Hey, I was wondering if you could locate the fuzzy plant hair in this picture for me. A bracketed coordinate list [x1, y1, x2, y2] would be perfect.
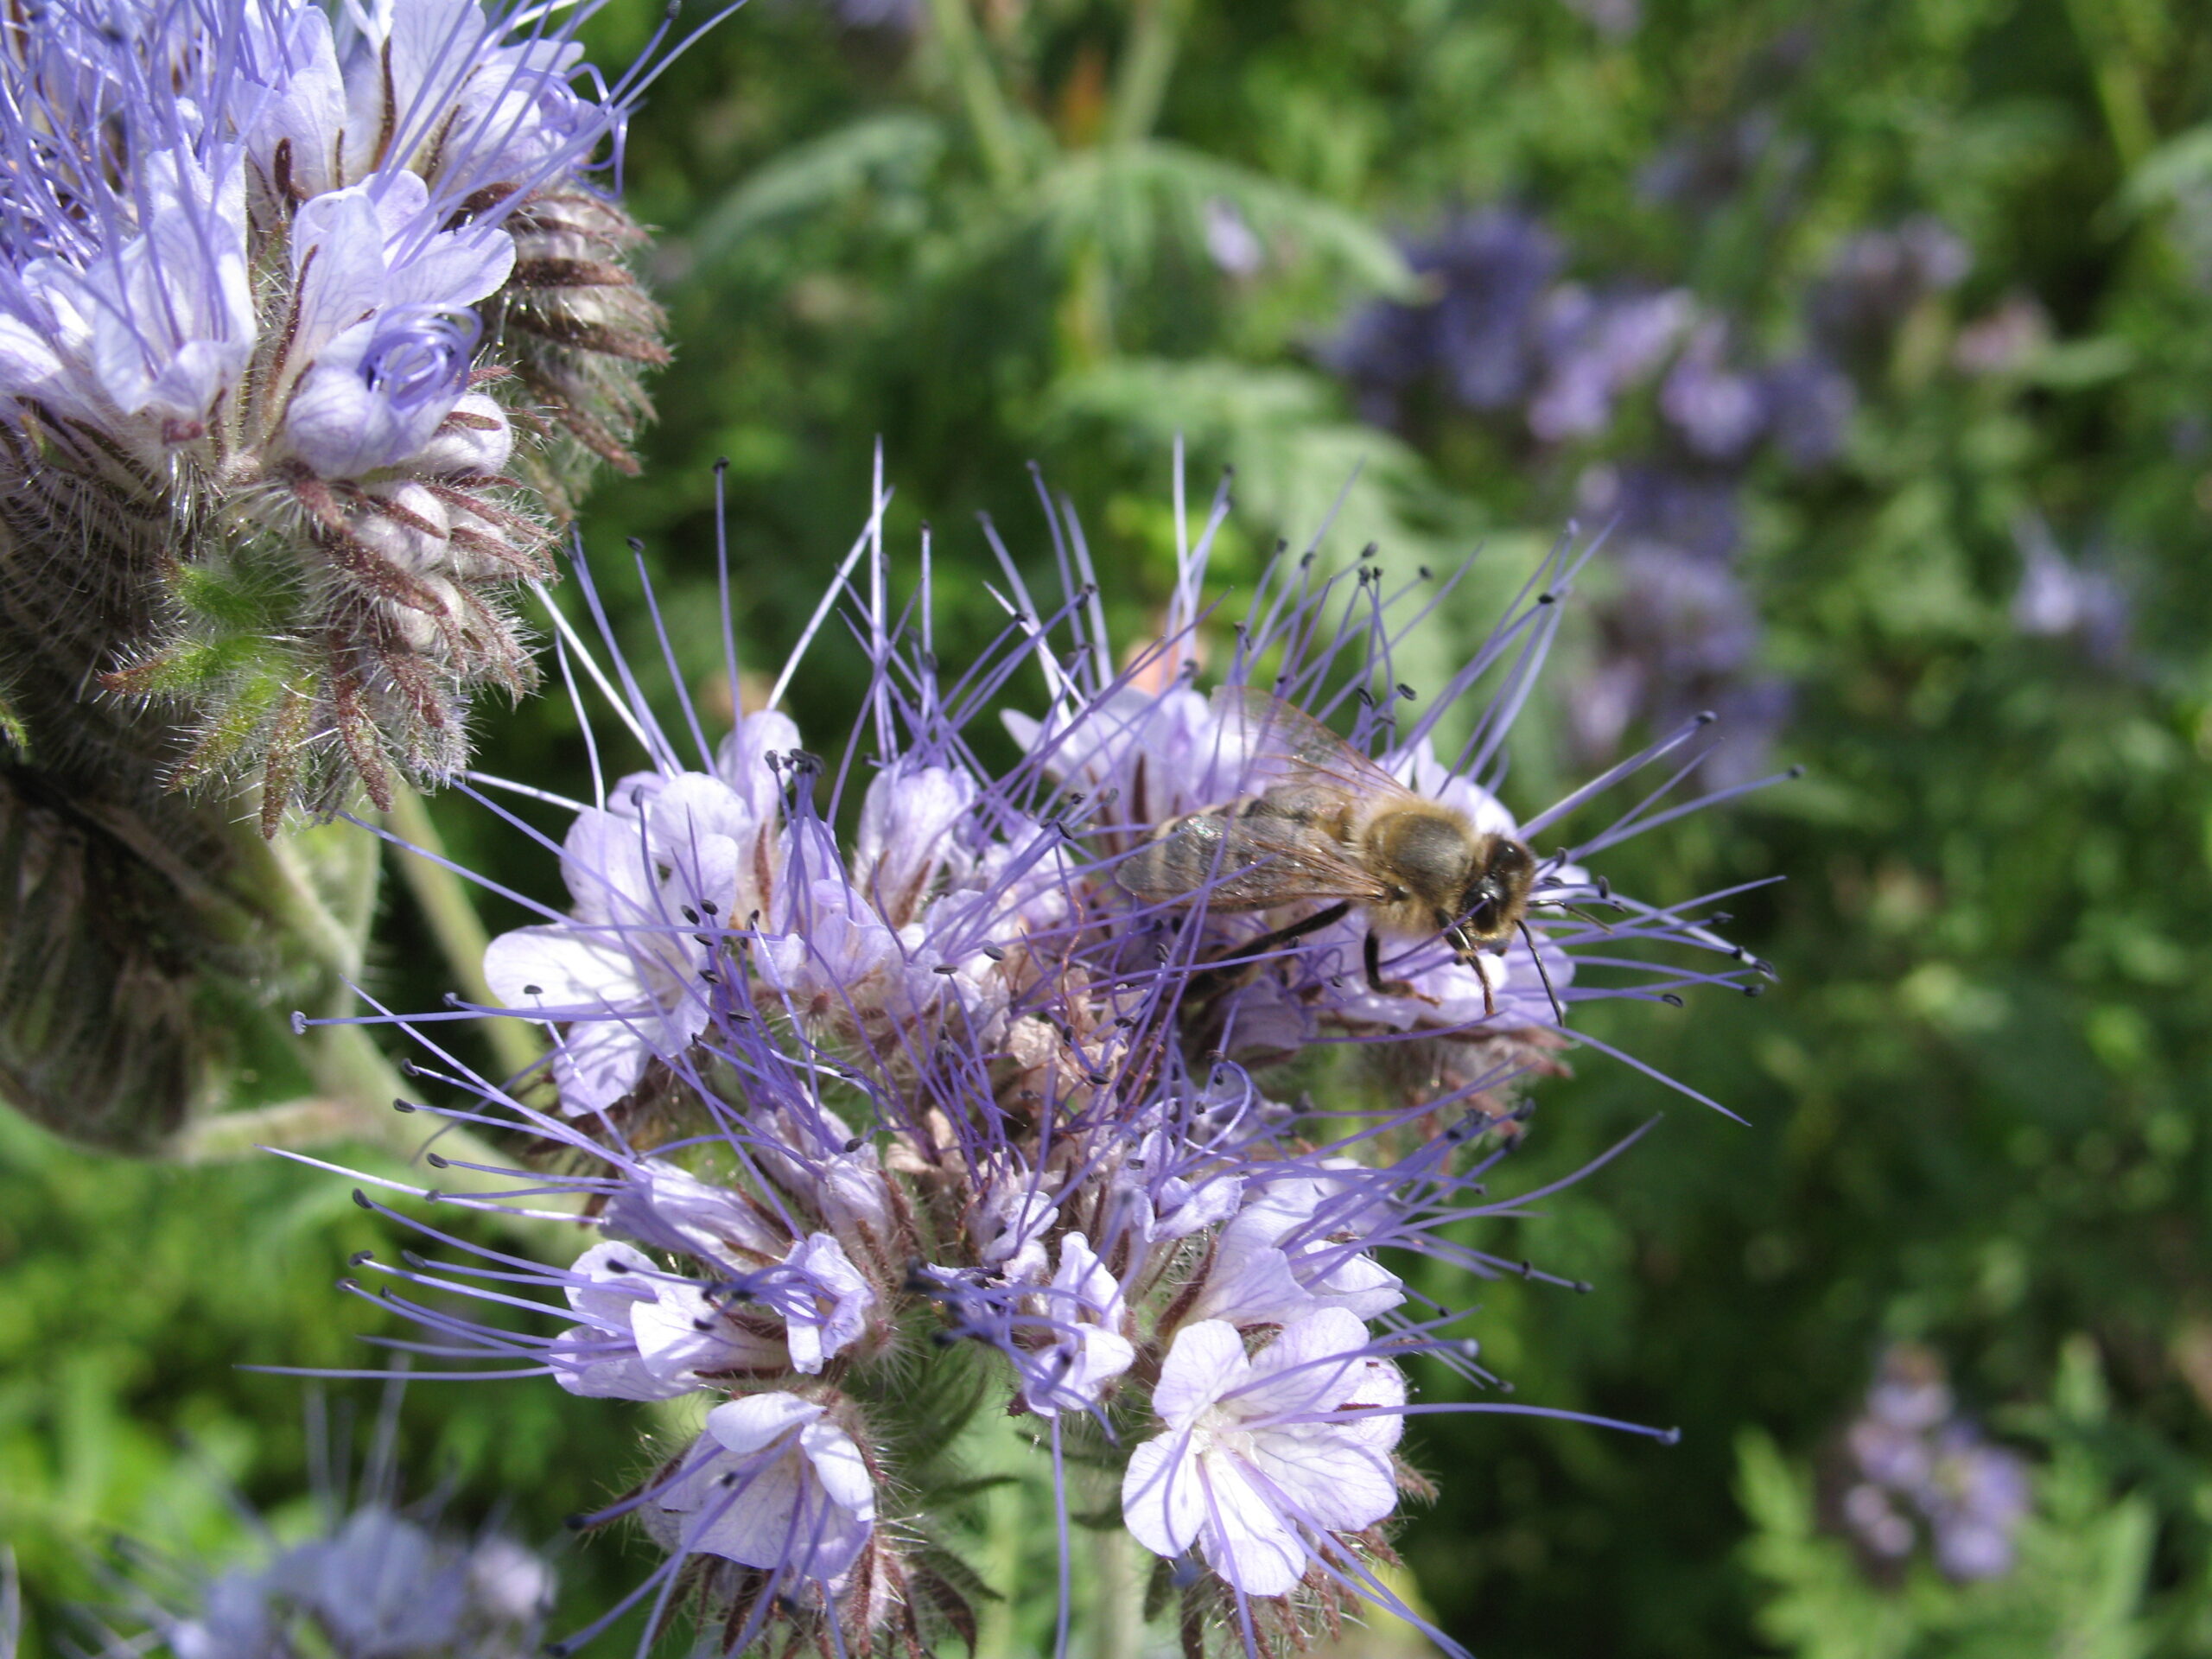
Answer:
[292, 456, 1787, 1657]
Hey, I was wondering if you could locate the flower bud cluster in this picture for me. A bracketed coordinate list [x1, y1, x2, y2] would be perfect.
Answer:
[338, 477, 1777, 1653]
[0, 0, 672, 824]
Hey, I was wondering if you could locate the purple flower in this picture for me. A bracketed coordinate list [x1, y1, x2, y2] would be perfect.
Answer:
[95, 1389, 556, 1659]
[1660, 321, 1770, 462]
[1808, 215, 1973, 365]
[1121, 1310, 1407, 1597]
[1837, 1344, 2033, 1585]
[651, 1394, 877, 1582]
[1529, 285, 1693, 442]
[2012, 515, 2131, 667]
[327, 463, 1777, 1654]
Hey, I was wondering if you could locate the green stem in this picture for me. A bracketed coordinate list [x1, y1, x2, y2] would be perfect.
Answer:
[926, 0, 1025, 189]
[2064, 0, 2156, 173]
[174, 1020, 581, 1249]
[1090, 1525, 1141, 1659]
[384, 785, 545, 1082]
[1107, 0, 1194, 149]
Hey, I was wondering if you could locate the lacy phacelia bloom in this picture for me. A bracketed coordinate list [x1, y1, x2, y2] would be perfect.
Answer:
[1123, 1310, 1405, 1596]
[330, 467, 1777, 1654]
[650, 1394, 877, 1583]
[0, 0, 677, 821]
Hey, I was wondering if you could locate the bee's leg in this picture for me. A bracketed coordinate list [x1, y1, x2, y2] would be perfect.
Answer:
[1187, 901, 1353, 1005]
[1363, 930, 1415, 998]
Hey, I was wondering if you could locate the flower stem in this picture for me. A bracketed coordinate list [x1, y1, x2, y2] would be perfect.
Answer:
[384, 785, 545, 1083]
[926, 0, 1026, 189]
[1106, 0, 1193, 149]
[1089, 1525, 1141, 1659]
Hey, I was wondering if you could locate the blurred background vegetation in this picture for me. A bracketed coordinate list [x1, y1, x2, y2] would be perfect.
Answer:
[8, 0, 2212, 1653]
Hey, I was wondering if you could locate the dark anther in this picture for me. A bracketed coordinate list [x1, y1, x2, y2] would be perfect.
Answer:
[1787, 764, 1808, 779]
[1419, 564, 1434, 580]
[353, 1189, 373, 1209]
[1694, 709, 1718, 725]
[701, 900, 719, 916]
[626, 537, 645, 554]
[713, 456, 729, 474]
[1744, 983, 1766, 998]
[843, 1135, 865, 1154]
[522, 983, 543, 996]
[350, 1249, 375, 1266]
[392, 1099, 416, 1113]
[336, 1277, 362, 1294]
[1536, 591, 1556, 605]
[982, 944, 1006, 962]
[604, 1258, 629, 1272]
[1397, 683, 1416, 701]
[563, 1513, 590, 1531]
[423, 1190, 442, 1203]
[1661, 994, 1684, 1007]
[700, 969, 720, 984]
[1659, 1427, 1683, 1446]
[694, 1319, 716, 1332]
[425, 1153, 448, 1168]
[400, 1060, 422, 1077]
[934, 963, 959, 975]
[682, 906, 700, 924]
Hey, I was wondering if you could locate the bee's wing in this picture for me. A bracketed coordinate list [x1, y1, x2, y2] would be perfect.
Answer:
[1117, 803, 1395, 910]
[1212, 684, 1420, 804]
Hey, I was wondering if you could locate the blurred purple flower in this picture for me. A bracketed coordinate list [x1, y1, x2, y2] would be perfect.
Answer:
[1328, 210, 1561, 423]
[1529, 285, 1694, 442]
[1808, 215, 1973, 364]
[1660, 321, 1770, 461]
[2012, 515, 2131, 666]
[1838, 1345, 2032, 1585]
[90, 1389, 555, 1659]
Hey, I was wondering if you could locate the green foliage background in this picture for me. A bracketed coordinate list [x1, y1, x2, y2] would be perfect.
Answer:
[8, 0, 2212, 1654]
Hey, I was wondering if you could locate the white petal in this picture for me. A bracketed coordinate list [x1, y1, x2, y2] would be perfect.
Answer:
[484, 925, 640, 1009]
[1121, 1435, 1203, 1560]
[1196, 1454, 1307, 1597]
[1151, 1320, 1249, 1426]
[707, 1392, 824, 1455]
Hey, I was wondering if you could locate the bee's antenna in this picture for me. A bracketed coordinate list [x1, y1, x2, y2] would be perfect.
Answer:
[1519, 919, 1567, 1027]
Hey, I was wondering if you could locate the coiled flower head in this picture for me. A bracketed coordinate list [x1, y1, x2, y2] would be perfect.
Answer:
[0, 0, 677, 820]
[0, 0, 703, 1150]
[321, 463, 1784, 1654]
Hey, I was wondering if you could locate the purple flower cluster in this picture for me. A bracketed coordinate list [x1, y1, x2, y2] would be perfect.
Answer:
[1838, 1345, 2031, 1583]
[318, 468, 1778, 1654]
[89, 1394, 556, 1659]
[0, 0, 684, 823]
[1325, 208, 1860, 786]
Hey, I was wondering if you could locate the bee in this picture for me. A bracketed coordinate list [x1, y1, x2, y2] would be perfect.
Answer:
[1117, 687, 1561, 1021]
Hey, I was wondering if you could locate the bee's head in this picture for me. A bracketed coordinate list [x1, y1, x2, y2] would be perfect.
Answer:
[1445, 836, 1537, 950]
